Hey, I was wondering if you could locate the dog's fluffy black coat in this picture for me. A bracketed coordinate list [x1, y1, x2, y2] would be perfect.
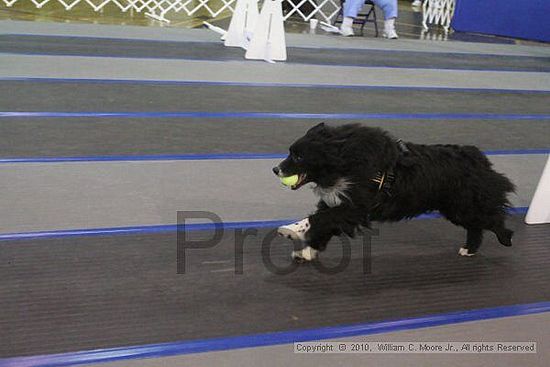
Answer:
[274, 123, 515, 256]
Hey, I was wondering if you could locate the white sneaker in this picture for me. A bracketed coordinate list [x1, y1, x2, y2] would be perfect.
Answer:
[340, 16, 354, 37]
[383, 18, 399, 39]
[412, 0, 422, 6]
[383, 29, 398, 39]
[277, 218, 310, 241]
[340, 26, 354, 37]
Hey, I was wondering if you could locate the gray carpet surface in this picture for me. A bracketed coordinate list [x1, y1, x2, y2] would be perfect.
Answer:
[0, 155, 542, 234]
[1, 215, 549, 357]
[3, 54, 549, 91]
[2, 80, 550, 114]
[88, 313, 550, 367]
[1, 118, 548, 158]
[1, 35, 549, 72]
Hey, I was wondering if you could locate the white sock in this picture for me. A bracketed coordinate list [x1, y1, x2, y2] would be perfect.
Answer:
[384, 18, 398, 38]
[343, 17, 354, 28]
[385, 18, 395, 32]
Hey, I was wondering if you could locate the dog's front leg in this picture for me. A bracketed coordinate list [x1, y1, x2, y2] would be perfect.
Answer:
[278, 205, 366, 262]
[277, 217, 317, 262]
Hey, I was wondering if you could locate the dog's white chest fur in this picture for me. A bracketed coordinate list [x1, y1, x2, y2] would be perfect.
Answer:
[313, 178, 351, 207]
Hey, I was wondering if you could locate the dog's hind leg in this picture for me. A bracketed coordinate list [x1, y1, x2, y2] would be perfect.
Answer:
[459, 228, 483, 257]
[491, 224, 513, 247]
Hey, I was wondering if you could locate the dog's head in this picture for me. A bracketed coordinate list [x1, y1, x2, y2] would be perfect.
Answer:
[273, 123, 399, 190]
[272, 123, 335, 189]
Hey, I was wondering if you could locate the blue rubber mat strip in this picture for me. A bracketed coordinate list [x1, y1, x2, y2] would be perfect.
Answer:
[0, 207, 528, 242]
[0, 153, 287, 164]
[2, 111, 550, 120]
[483, 149, 550, 155]
[0, 150, 547, 164]
[1, 301, 549, 367]
[0, 219, 293, 241]
[2, 77, 549, 94]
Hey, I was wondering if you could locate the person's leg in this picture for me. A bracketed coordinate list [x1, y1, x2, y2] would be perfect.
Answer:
[373, 0, 399, 38]
[340, 0, 365, 36]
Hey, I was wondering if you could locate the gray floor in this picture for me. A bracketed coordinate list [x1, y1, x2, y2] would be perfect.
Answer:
[2, 35, 549, 71]
[2, 118, 549, 158]
[1, 19, 549, 367]
[4, 81, 549, 114]
[2, 53, 550, 90]
[2, 215, 549, 357]
[0, 155, 546, 234]
[86, 312, 550, 367]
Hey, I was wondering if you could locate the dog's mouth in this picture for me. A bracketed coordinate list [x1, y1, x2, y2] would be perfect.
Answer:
[291, 173, 308, 190]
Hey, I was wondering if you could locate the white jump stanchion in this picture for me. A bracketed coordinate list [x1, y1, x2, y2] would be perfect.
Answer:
[203, 21, 228, 40]
[245, 0, 287, 62]
[224, 0, 259, 49]
[525, 156, 550, 224]
[320, 21, 343, 35]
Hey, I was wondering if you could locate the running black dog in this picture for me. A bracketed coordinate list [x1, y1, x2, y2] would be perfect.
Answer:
[273, 123, 515, 261]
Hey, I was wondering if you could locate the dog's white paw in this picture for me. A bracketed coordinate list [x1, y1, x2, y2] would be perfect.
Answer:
[277, 218, 310, 241]
[458, 247, 476, 257]
[292, 246, 318, 262]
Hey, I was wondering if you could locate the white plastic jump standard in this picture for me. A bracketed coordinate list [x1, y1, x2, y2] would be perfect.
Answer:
[245, 0, 287, 62]
[203, 21, 228, 39]
[525, 156, 550, 225]
[224, 0, 259, 48]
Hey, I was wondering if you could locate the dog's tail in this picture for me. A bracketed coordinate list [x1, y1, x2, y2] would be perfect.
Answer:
[493, 227, 513, 247]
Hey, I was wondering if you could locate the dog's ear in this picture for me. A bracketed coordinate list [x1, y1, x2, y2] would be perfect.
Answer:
[306, 122, 327, 135]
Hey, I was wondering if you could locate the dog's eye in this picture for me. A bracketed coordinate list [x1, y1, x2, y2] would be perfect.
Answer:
[293, 154, 303, 162]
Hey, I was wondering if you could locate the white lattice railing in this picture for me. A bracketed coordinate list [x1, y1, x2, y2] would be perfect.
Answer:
[3, 0, 457, 31]
[422, 0, 455, 32]
[1, 0, 341, 24]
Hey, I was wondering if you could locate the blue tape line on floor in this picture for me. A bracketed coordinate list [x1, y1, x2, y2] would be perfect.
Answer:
[0, 153, 288, 164]
[2, 111, 550, 120]
[0, 207, 529, 241]
[0, 150, 547, 164]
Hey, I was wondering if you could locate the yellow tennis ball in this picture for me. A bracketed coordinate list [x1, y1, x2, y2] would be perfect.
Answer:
[280, 175, 299, 187]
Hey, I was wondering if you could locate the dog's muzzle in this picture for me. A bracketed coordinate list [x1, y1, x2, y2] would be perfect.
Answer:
[272, 166, 308, 190]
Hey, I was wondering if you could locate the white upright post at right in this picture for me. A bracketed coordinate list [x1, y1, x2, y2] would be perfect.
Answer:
[526, 156, 550, 224]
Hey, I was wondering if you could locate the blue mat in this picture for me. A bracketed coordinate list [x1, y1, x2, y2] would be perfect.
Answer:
[452, 0, 550, 43]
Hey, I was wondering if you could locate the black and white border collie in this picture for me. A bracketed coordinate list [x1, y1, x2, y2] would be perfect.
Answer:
[273, 123, 515, 262]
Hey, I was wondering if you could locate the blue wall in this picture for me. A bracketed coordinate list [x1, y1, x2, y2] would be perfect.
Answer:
[452, 0, 550, 43]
